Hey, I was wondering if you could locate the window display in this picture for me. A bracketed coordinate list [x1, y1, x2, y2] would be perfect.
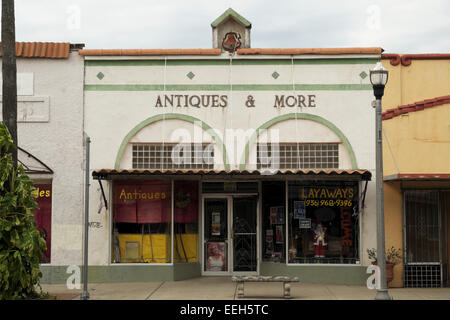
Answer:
[288, 181, 360, 264]
[313, 223, 327, 258]
[33, 184, 52, 263]
[174, 180, 199, 263]
[206, 241, 226, 271]
[112, 180, 172, 263]
[262, 181, 286, 263]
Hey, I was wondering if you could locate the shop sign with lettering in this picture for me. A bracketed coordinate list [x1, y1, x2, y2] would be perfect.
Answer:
[300, 187, 355, 207]
[154, 94, 317, 108]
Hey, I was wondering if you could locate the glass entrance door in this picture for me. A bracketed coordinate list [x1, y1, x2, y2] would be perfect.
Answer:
[233, 197, 257, 272]
[204, 198, 229, 273]
[203, 195, 258, 275]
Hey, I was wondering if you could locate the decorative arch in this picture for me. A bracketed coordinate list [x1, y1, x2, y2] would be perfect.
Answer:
[115, 113, 230, 170]
[239, 113, 358, 170]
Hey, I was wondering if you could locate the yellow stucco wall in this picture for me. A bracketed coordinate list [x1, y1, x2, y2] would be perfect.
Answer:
[382, 59, 450, 176]
[383, 182, 403, 287]
[383, 60, 450, 109]
[381, 58, 450, 287]
[382, 104, 450, 176]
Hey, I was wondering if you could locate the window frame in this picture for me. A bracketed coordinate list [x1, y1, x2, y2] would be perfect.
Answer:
[132, 143, 215, 170]
[257, 142, 339, 170]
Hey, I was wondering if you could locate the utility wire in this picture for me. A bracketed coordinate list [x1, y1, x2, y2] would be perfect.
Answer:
[382, 126, 401, 174]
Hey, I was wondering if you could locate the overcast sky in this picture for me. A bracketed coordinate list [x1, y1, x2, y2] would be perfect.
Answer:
[9, 0, 450, 53]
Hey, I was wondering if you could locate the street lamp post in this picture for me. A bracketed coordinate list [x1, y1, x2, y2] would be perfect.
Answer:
[370, 62, 391, 300]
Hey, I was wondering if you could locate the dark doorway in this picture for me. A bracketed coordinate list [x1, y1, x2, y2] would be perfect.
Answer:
[233, 197, 257, 272]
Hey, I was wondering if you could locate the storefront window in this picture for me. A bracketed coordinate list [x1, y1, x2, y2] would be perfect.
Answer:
[288, 181, 359, 264]
[262, 181, 286, 263]
[174, 180, 199, 263]
[112, 180, 172, 263]
[34, 184, 52, 263]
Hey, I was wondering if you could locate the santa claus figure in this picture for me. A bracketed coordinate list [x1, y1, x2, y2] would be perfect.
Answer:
[313, 223, 327, 258]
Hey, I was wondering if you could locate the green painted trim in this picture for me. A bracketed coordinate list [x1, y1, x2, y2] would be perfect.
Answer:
[40, 263, 367, 285]
[260, 262, 368, 285]
[87, 265, 174, 282]
[39, 264, 201, 284]
[114, 113, 230, 170]
[211, 8, 251, 28]
[85, 84, 372, 92]
[85, 58, 378, 67]
[173, 263, 201, 281]
[239, 113, 358, 170]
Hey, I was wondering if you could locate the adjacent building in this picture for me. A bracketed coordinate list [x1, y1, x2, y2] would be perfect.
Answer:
[0, 42, 85, 270]
[381, 54, 450, 287]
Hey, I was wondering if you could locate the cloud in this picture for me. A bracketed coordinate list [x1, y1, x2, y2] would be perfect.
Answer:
[7, 0, 450, 53]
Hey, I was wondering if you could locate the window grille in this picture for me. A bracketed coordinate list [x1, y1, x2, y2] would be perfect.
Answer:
[132, 144, 214, 170]
[403, 191, 444, 288]
[257, 143, 339, 169]
[404, 264, 441, 288]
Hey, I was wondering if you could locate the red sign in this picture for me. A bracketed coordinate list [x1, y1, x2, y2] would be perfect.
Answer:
[114, 181, 171, 223]
[174, 181, 198, 223]
[34, 184, 52, 263]
[340, 207, 353, 247]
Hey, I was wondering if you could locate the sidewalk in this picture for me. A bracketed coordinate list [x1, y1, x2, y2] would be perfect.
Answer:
[39, 277, 450, 300]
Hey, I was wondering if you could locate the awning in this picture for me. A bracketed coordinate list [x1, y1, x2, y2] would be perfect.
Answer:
[93, 169, 372, 181]
[18, 147, 53, 174]
[384, 173, 450, 181]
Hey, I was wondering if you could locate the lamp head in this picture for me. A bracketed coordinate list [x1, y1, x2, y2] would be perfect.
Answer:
[370, 62, 389, 99]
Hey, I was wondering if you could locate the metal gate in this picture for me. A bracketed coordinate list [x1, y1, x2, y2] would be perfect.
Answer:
[403, 191, 448, 287]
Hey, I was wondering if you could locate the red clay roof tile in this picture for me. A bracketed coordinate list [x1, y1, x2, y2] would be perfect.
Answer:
[237, 47, 383, 55]
[383, 95, 450, 120]
[92, 169, 372, 180]
[0, 42, 70, 59]
[78, 48, 222, 56]
[78, 47, 382, 56]
[382, 53, 450, 66]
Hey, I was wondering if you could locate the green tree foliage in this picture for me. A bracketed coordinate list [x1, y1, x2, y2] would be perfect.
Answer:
[0, 123, 47, 299]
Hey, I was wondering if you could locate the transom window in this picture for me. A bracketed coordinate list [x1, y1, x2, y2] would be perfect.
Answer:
[132, 143, 214, 169]
[257, 143, 339, 169]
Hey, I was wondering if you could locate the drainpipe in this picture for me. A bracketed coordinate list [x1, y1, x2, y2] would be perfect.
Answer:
[81, 136, 91, 300]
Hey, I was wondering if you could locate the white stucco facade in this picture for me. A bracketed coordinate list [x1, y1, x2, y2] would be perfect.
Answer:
[83, 53, 379, 268]
[1, 10, 384, 285]
[1, 48, 85, 266]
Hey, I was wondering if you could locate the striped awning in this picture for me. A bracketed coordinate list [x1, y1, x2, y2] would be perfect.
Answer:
[93, 168, 372, 180]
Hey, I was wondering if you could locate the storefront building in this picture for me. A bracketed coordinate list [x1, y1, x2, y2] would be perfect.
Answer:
[381, 54, 450, 287]
[6, 11, 447, 289]
[71, 9, 382, 284]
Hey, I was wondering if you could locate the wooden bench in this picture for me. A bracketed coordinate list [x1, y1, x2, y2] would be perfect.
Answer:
[232, 275, 300, 299]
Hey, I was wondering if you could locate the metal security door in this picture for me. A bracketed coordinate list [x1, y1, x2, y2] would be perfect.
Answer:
[403, 191, 444, 287]
[232, 197, 257, 273]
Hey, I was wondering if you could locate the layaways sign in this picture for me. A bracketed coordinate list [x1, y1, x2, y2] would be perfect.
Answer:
[154, 94, 317, 108]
